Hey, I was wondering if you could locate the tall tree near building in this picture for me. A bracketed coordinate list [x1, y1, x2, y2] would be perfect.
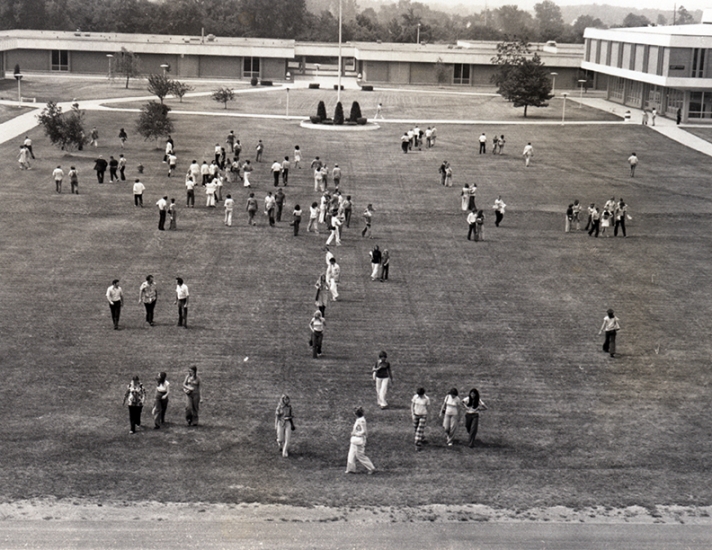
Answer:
[676, 6, 695, 25]
[136, 101, 174, 144]
[493, 5, 535, 38]
[534, 0, 565, 41]
[492, 40, 553, 117]
[114, 48, 141, 89]
[36, 101, 89, 151]
[571, 15, 606, 43]
[0, 0, 47, 30]
[622, 13, 651, 28]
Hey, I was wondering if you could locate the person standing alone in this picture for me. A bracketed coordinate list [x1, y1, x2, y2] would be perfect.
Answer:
[599, 309, 620, 357]
[175, 277, 189, 328]
[372, 351, 393, 409]
[156, 196, 168, 230]
[138, 275, 158, 326]
[106, 279, 123, 330]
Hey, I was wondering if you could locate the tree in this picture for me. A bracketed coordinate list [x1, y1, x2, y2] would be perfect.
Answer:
[676, 6, 695, 25]
[147, 74, 173, 104]
[435, 57, 448, 86]
[492, 41, 552, 117]
[113, 48, 140, 89]
[571, 15, 606, 43]
[212, 87, 235, 109]
[136, 101, 174, 144]
[622, 13, 651, 28]
[493, 6, 535, 38]
[317, 100, 327, 121]
[36, 101, 88, 151]
[349, 101, 362, 122]
[334, 102, 344, 125]
[534, 0, 565, 41]
[170, 81, 193, 103]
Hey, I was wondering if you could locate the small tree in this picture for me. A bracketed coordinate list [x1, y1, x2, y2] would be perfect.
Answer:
[170, 80, 193, 103]
[113, 48, 141, 89]
[136, 101, 174, 144]
[435, 57, 448, 85]
[36, 101, 88, 151]
[212, 87, 235, 109]
[334, 102, 345, 125]
[147, 74, 173, 104]
[317, 100, 327, 120]
[349, 101, 362, 121]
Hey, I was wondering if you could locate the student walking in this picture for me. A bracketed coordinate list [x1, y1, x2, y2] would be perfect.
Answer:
[224, 194, 235, 226]
[493, 196, 506, 227]
[309, 310, 325, 357]
[599, 309, 620, 357]
[182, 366, 201, 426]
[246, 193, 258, 225]
[440, 388, 462, 446]
[523, 142, 534, 167]
[345, 407, 376, 474]
[361, 204, 374, 238]
[372, 351, 393, 409]
[68, 166, 79, 194]
[123, 375, 146, 434]
[106, 279, 123, 330]
[275, 394, 294, 457]
[462, 388, 487, 447]
[628, 152, 639, 177]
[152, 372, 170, 429]
[380, 249, 390, 281]
[411, 388, 430, 451]
[326, 257, 340, 301]
[138, 274, 158, 326]
[369, 245, 382, 280]
[291, 204, 302, 236]
[175, 277, 189, 328]
[52, 165, 64, 193]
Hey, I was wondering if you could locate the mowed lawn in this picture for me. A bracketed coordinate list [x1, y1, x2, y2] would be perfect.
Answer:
[1, 88, 712, 511]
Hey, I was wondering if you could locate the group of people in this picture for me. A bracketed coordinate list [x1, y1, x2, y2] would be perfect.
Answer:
[567, 197, 631, 238]
[122, 366, 201, 434]
[476, 133, 507, 155]
[400, 125, 438, 153]
[105, 276, 189, 330]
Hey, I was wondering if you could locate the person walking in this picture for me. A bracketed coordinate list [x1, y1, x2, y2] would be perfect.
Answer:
[281, 156, 290, 186]
[264, 192, 276, 227]
[118, 128, 127, 149]
[118, 153, 127, 181]
[440, 388, 462, 446]
[152, 372, 170, 429]
[438, 160, 449, 186]
[246, 193, 258, 225]
[18, 145, 31, 170]
[133, 179, 145, 207]
[275, 188, 286, 222]
[275, 394, 295, 457]
[106, 279, 123, 330]
[175, 277, 189, 328]
[293, 145, 302, 169]
[108, 156, 119, 183]
[369, 245, 382, 281]
[291, 204, 302, 236]
[380, 249, 390, 281]
[614, 199, 629, 237]
[478, 132, 487, 154]
[565, 204, 574, 233]
[182, 366, 201, 426]
[23, 136, 35, 159]
[90, 127, 99, 148]
[651, 108, 657, 126]
[572, 200, 582, 230]
[168, 198, 177, 230]
[52, 165, 64, 193]
[93, 155, 108, 183]
[411, 387, 430, 451]
[497, 135, 506, 155]
[628, 152, 639, 177]
[374, 102, 384, 120]
[462, 388, 487, 448]
[185, 176, 196, 208]
[309, 310, 325, 357]
[345, 407, 376, 474]
[255, 140, 264, 162]
[68, 166, 79, 195]
[523, 142, 534, 167]
[467, 209, 477, 241]
[123, 375, 146, 434]
[307, 202, 319, 233]
[474, 210, 485, 241]
[205, 178, 217, 207]
[314, 273, 329, 317]
[493, 196, 506, 227]
[138, 275, 158, 326]
[372, 351, 393, 409]
[156, 196, 168, 230]
[224, 194, 235, 226]
[361, 204, 374, 238]
[588, 207, 601, 238]
[270, 160, 282, 186]
[326, 257, 340, 302]
[599, 309, 620, 357]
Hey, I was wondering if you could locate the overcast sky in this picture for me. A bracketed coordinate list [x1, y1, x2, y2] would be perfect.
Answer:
[427, 0, 707, 12]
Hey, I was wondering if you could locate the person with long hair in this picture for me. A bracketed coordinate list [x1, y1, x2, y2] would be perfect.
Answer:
[599, 309, 621, 357]
[314, 273, 329, 318]
[440, 388, 462, 446]
[309, 310, 325, 358]
[345, 407, 375, 474]
[123, 375, 146, 434]
[182, 366, 201, 426]
[152, 372, 170, 429]
[275, 394, 295, 457]
[372, 351, 393, 409]
[462, 388, 488, 447]
[411, 387, 430, 451]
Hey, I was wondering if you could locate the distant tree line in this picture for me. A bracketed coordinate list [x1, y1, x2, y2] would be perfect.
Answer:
[0, 0, 700, 45]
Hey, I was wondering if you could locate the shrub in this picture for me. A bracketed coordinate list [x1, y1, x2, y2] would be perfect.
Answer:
[361, 85, 374, 91]
[357, 117, 368, 125]
[136, 101, 174, 143]
[317, 101, 327, 121]
[170, 81, 193, 103]
[309, 83, 320, 89]
[334, 102, 344, 125]
[260, 80, 273, 86]
[333, 85, 344, 91]
[212, 87, 235, 109]
[250, 77, 258, 86]
[310, 115, 322, 124]
[349, 101, 362, 122]
[36, 101, 88, 151]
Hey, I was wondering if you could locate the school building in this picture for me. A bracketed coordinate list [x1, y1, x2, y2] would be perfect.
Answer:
[0, 29, 584, 89]
[583, 12, 712, 123]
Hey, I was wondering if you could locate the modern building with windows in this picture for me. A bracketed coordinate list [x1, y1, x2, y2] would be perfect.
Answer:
[583, 13, 712, 122]
[0, 29, 584, 90]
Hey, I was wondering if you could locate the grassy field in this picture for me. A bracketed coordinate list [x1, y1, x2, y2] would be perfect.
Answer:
[1, 84, 711, 510]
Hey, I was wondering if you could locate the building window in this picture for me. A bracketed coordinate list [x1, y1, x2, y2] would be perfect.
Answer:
[609, 76, 625, 102]
[595, 40, 601, 64]
[657, 48, 665, 75]
[617, 43, 624, 68]
[692, 48, 706, 78]
[665, 88, 684, 117]
[585, 39, 592, 62]
[625, 80, 643, 106]
[453, 64, 470, 85]
[605, 41, 612, 66]
[51, 50, 69, 71]
[688, 91, 712, 118]
[243, 57, 260, 78]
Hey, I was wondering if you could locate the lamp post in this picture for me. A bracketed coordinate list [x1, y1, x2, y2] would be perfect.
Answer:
[337, 0, 343, 103]
[160, 63, 169, 76]
[14, 73, 23, 107]
[106, 54, 114, 84]
[550, 72, 558, 95]
[578, 78, 587, 108]
[561, 92, 568, 125]
[285, 72, 291, 117]
[416, 23, 421, 44]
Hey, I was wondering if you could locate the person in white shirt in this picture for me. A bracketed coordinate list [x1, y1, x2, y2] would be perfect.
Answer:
[189, 160, 201, 183]
[106, 279, 123, 330]
[138, 275, 158, 326]
[523, 142, 534, 166]
[185, 176, 196, 208]
[133, 179, 145, 207]
[325, 257, 340, 301]
[271, 160, 282, 187]
[467, 209, 478, 241]
[326, 213, 343, 246]
[156, 196, 168, 230]
[411, 387, 430, 450]
[175, 278, 189, 328]
[598, 309, 620, 357]
[52, 165, 64, 193]
[345, 407, 375, 474]
[281, 156, 290, 186]
[493, 196, 506, 227]
[167, 153, 177, 177]
[264, 192, 276, 227]
[224, 194, 235, 226]
[205, 179, 217, 207]
[627, 152, 639, 177]
[24, 136, 35, 159]
[332, 164, 341, 188]
[307, 202, 319, 233]
[200, 161, 210, 185]
[478, 133, 487, 154]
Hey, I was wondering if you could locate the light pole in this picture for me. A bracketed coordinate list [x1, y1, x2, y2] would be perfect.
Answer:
[14, 73, 23, 107]
[550, 72, 558, 95]
[416, 23, 421, 44]
[160, 63, 169, 76]
[578, 79, 587, 108]
[285, 72, 291, 117]
[337, 0, 342, 103]
[561, 92, 568, 125]
[106, 54, 114, 84]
